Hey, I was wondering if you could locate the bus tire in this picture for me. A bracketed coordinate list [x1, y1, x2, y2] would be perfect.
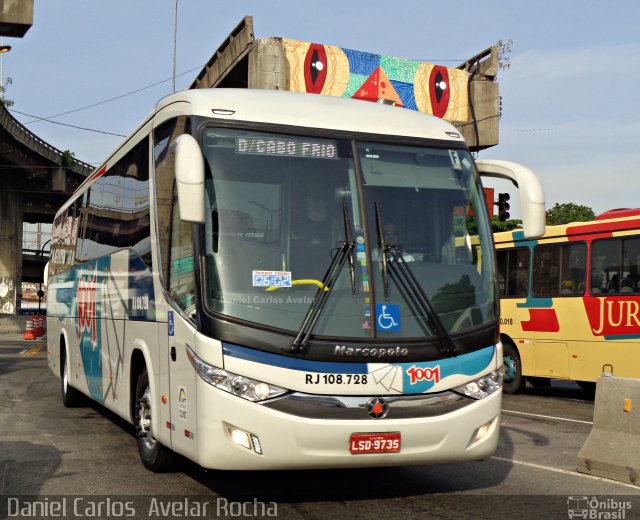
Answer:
[526, 376, 551, 388]
[134, 368, 175, 472]
[60, 344, 85, 407]
[502, 341, 525, 394]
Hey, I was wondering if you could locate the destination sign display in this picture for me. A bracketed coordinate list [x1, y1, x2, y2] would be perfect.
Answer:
[236, 136, 338, 159]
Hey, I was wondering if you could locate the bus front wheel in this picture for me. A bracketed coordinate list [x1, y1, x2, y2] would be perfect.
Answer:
[60, 345, 85, 407]
[502, 341, 525, 394]
[134, 368, 174, 472]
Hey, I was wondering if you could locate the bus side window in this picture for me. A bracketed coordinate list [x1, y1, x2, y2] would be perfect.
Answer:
[154, 116, 191, 288]
[169, 186, 196, 317]
[592, 238, 620, 295]
[622, 237, 640, 293]
[563, 243, 586, 295]
[497, 247, 530, 298]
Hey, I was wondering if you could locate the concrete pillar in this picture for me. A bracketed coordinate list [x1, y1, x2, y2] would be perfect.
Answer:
[0, 183, 23, 331]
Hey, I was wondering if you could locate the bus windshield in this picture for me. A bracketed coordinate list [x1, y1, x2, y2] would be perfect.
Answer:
[202, 127, 496, 341]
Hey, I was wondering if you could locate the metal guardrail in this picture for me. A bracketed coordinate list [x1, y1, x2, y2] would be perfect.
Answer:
[22, 249, 50, 258]
[0, 102, 93, 176]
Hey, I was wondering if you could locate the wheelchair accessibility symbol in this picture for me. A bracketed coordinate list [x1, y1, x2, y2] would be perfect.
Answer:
[168, 311, 175, 337]
[376, 304, 401, 331]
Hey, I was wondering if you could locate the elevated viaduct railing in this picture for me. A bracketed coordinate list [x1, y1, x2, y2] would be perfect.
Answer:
[0, 102, 94, 176]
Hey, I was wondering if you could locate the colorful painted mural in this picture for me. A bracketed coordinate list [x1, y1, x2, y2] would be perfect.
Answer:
[0, 276, 15, 314]
[282, 39, 470, 122]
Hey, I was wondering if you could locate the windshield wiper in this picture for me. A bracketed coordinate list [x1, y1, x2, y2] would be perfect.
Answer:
[287, 200, 356, 353]
[375, 203, 391, 300]
[342, 199, 357, 296]
[374, 203, 458, 356]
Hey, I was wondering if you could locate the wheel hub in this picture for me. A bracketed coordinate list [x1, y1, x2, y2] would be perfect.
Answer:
[503, 355, 516, 383]
[136, 390, 156, 449]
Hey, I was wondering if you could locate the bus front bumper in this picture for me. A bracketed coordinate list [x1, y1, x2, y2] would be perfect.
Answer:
[193, 381, 502, 471]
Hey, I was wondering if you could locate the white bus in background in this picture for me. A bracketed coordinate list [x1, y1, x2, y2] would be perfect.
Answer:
[46, 88, 545, 471]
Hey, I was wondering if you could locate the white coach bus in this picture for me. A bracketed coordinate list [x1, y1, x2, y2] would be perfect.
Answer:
[46, 89, 545, 471]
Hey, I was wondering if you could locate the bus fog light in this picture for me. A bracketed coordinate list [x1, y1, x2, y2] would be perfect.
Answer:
[454, 370, 502, 400]
[227, 426, 263, 455]
[228, 427, 251, 450]
[468, 417, 497, 446]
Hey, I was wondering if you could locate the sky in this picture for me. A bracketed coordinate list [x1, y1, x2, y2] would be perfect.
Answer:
[2, 0, 639, 219]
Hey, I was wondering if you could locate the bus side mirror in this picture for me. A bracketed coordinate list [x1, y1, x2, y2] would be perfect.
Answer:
[173, 134, 205, 224]
[43, 262, 49, 287]
[476, 160, 546, 239]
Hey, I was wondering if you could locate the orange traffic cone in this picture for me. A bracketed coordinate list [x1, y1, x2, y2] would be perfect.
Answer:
[34, 317, 44, 337]
[23, 318, 36, 340]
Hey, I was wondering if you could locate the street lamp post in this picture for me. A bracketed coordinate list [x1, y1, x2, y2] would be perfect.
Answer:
[173, 0, 178, 93]
[0, 38, 11, 88]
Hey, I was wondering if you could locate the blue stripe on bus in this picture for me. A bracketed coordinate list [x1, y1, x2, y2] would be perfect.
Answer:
[517, 297, 553, 309]
[604, 334, 640, 340]
[222, 343, 495, 379]
[222, 343, 369, 374]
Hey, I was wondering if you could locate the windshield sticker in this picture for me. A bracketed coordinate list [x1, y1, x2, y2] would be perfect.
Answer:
[376, 304, 401, 331]
[356, 237, 372, 330]
[252, 270, 292, 288]
[178, 386, 188, 422]
[448, 150, 462, 170]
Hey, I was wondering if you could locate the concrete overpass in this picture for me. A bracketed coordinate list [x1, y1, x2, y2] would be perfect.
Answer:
[0, 101, 92, 330]
[0, 0, 33, 38]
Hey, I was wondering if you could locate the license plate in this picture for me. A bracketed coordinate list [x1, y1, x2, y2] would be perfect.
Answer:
[349, 432, 401, 454]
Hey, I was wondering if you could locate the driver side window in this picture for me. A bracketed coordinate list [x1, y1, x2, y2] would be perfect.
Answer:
[169, 185, 196, 315]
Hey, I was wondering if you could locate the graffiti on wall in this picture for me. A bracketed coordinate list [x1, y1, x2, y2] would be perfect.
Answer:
[0, 276, 15, 314]
[282, 39, 470, 122]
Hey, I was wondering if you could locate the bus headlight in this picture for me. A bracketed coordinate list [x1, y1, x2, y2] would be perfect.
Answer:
[186, 346, 288, 402]
[454, 370, 502, 400]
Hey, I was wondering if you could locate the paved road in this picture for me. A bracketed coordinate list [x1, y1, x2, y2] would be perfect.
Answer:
[0, 338, 638, 520]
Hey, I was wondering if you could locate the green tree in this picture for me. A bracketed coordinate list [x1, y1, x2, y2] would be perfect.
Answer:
[497, 39, 513, 72]
[466, 216, 522, 234]
[490, 216, 522, 232]
[546, 203, 595, 225]
[61, 149, 77, 167]
[0, 77, 14, 107]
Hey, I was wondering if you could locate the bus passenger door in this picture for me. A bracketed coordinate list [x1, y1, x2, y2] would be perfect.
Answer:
[167, 310, 198, 461]
[165, 196, 199, 460]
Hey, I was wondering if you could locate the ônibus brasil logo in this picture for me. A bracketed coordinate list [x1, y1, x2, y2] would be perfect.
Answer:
[406, 364, 441, 385]
[76, 271, 98, 344]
